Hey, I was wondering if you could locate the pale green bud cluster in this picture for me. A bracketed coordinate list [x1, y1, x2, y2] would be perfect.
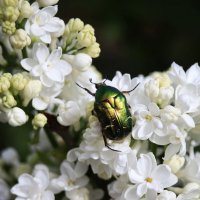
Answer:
[10, 29, 31, 49]
[11, 73, 27, 92]
[64, 18, 101, 58]
[2, 91, 17, 108]
[0, 72, 42, 109]
[0, 0, 32, 35]
[0, 73, 11, 93]
[32, 113, 47, 130]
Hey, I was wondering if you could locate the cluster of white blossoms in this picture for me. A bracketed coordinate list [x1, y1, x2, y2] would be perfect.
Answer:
[1, 0, 200, 200]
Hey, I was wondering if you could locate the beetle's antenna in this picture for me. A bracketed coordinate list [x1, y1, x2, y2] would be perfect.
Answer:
[122, 82, 140, 94]
[76, 82, 95, 96]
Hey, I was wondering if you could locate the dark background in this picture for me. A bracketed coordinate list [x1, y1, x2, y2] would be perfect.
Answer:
[57, 0, 200, 78]
[1, 0, 200, 157]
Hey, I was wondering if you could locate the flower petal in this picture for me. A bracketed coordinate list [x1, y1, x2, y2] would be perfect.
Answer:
[21, 58, 38, 71]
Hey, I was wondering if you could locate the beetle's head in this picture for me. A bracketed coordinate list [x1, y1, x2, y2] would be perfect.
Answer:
[89, 78, 106, 89]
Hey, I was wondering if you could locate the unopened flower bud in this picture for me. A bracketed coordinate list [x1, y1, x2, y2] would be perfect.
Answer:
[66, 18, 84, 33]
[81, 42, 101, 58]
[3, 0, 18, 7]
[7, 107, 28, 126]
[0, 75, 10, 93]
[11, 73, 27, 91]
[2, 20, 16, 35]
[37, 0, 59, 7]
[57, 101, 81, 126]
[77, 25, 96, 48]
[152, 72, 172, 88]
[19, 1, 32, 19]
[10, 29, 31, 49]
[145, 79, 159, 99]
[4, 6, 19, 22]
[73, 53, 92, 71]
[32, 113, 47, 130]
[164, 154, 185, 174]
[2, 93, 17, 108]
[21, 80, 42, 106]
[183, 182, 200, 193]
[3, 73, 12, 80]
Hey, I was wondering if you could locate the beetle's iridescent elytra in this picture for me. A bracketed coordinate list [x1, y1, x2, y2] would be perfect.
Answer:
[77, 79, 138, 151]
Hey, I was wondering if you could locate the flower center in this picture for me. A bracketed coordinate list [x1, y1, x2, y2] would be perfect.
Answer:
[145, 114, 153, 121]
[145, 177, 153, 183]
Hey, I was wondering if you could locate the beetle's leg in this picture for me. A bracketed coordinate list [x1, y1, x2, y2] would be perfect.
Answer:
[121, 83, 140, 94]
[102, 133, 121, 152]
[76, 82, 95, 96]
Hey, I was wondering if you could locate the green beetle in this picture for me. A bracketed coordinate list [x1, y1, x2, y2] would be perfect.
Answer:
[77, 79, 138, 151]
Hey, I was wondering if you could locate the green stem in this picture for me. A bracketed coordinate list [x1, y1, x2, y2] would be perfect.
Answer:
[149, 142, 157, 156]
[45, 127, 59, 148]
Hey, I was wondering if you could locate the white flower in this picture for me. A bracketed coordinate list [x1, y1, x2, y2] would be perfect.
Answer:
[106, 71, 140, 103]
[175, 84, 200, 115]
[57, 101, 81, 126]
[0, 179, 10, 200]
[163, 124, 188, 160]
[51, 161, 89, 192]
[6, 107, 28, 126]
[21, 43, 72, 87]
[179, 153, 200, 184]
[132, 102, 163, 140]
[72, 116, 136, 177]
[169, 62, 200, 86]
[25, 2, 64, 43]
[63, 53, 92, 72]
[128, 152, 177, 199]
[37, 0, 59, 7]
[157, 190, 177, 200]
[11, 165, 54, 200]
[32, 83, 63, 110]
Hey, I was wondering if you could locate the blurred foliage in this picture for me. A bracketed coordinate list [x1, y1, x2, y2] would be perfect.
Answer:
[1, 0, 200, 156]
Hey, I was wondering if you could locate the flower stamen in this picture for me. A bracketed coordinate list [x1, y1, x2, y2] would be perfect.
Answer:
[145, 177, 153, 183]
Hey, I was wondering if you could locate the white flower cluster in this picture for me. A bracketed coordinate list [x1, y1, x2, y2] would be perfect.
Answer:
[0, 0, 200, 200]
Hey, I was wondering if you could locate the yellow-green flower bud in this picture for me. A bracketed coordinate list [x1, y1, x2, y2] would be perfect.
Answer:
[66, 18, 84, 33]
[2, 73, 12, 80]
[0, 75, 10, 93]
[4, 6, 19, 22]
[21, 80, 42, 106]
[11, 73, 27, 91]
[32, 113, 47, 130]
[19, 0, 32, 20]
[81, 42, 101, 58]
[3, 0, 18, 7]
[10, 29, 31, 49]
[2, 20, 16, 35]
[2, 92, 17, 108]
[76, 24, 96, 49]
